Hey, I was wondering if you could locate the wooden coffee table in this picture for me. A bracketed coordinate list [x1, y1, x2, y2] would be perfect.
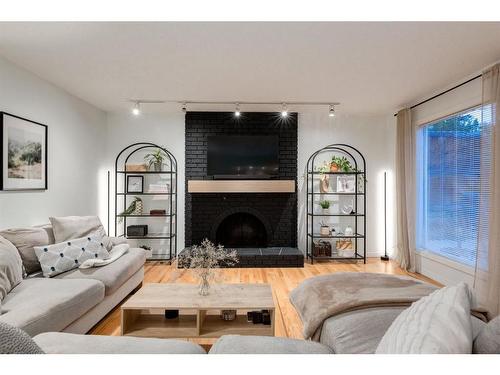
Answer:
[121, 283, 275, 339]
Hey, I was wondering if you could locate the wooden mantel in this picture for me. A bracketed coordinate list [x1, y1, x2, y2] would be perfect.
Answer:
[188, 180, 296, 193]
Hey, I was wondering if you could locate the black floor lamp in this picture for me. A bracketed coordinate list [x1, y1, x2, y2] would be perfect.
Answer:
[381, 171, 389, 261]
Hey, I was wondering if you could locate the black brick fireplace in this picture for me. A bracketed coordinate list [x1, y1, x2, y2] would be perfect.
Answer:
[184, 112, 302, 267]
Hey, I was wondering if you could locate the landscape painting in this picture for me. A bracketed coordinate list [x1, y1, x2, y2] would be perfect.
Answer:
[1, 112, 47, 190]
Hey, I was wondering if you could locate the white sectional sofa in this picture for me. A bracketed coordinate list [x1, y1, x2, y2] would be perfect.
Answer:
[0, 219, 146, 337]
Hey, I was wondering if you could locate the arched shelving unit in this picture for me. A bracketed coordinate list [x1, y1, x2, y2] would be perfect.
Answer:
[306, 144, 366, 264]
[114, 142, 178, 262]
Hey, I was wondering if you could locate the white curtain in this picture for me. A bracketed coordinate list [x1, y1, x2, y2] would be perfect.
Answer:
[474, 64, 500, 318]
[395, 108, 416, 271]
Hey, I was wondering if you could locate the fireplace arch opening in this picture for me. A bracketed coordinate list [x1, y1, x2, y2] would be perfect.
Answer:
[215, 212, 268, 248]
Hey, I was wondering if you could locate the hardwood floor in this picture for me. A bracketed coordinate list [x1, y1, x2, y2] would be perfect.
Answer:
[89, 258, 439, 345]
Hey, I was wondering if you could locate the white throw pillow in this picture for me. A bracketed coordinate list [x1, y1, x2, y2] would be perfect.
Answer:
[376, 282, 473, 354]
[49, 216, 106, 244]
[33, 235, 110, 277]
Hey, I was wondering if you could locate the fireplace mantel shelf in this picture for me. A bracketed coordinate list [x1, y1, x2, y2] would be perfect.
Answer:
[188, 180, 296, 193]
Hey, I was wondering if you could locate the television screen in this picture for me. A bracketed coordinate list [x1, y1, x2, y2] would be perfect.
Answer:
[207, 135, 279, 178]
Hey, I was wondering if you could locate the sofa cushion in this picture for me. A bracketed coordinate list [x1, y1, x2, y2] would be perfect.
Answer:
[209, 335, 333, 354]
[376, 283, 473, 354]
[473, 315, 500, 354]
[320, 306, 405, 354]
[34, 332, 206, 354]
[34, 235, 110, 277]
[0, 278, 104, 336]
[0, 321, 44, 354]
[0, 235, 23, 301]
[49, 216, 106, 244]
[0, 227, 51, 275]
[55, 247, 146, 296]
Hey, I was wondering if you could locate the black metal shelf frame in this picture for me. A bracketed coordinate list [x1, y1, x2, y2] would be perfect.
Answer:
[305, 144, 366, 264]
[114, 142, 178, 262]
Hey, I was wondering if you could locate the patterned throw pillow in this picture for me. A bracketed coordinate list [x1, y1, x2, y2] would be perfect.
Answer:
[33, 235, 110, 277]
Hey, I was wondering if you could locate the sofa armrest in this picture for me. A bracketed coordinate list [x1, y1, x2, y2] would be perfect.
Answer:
[104, 236, 128, 250]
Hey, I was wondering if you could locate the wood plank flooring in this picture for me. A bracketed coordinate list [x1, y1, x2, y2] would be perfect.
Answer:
[90, 258, 439, 345]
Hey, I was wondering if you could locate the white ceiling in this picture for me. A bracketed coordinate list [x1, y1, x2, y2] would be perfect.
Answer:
[1, 22, 500, 115]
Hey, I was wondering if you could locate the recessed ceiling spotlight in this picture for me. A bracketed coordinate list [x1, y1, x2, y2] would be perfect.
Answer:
[182, 102, 187, 113]
[132, 102, 140, 116]
[329, 104, 335, 117]
[281, 103, 288, 117]
[235, 103, 241, 117]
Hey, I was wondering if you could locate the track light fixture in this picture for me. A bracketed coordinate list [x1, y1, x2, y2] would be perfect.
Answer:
[128, 100, 340, 117]
[329, 104, 335, 117]
[132, 102, 140, 116]
[281, 103, 288, 117]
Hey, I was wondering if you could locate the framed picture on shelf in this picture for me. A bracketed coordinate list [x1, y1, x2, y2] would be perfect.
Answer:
[1, 112, 48, 191]
[127, 175, 144, 193]
[336, 175, 356, 193]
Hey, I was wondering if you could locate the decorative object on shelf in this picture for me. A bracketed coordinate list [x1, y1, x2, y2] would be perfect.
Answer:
[336, 239, 353, 257]
[139, 245, 152, 251]
[117, 197, 143, 222]
[127, 225, 148, 237]
[0, 112, 48, 191]
[148, 183, 170, 193]
[115, 142, 178, 262]
[341, 198, 355, 214]
[331, 156, 351, 172]
[306, 144, 366, 264]
[150, 209, 166, 216]
[337, 175, 356, 193]
[125, 163, 147, 172]
[313, 240, 332, 257]
[319, 221, 330, 237]
[317, 162, 330, 193]
[126, 175, 144, 193]
[319, 200, 330, 214]
[177, 239, 238, 296]
[220, 309, 237, 321]
[164, 310, 179, 319]
[144, 148, 166, 172]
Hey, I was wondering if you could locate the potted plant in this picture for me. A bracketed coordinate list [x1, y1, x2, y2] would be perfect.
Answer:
[177, 239, 238, 295]
[319, 221, 330, 237]
[319, 200, 330, 214]
[144, 148, 166, 172]
[331, 156, 352, 172]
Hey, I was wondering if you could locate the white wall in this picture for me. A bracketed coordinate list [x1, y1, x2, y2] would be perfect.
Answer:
[104, 112, 185, 253]
[0, 56, 107, 229]
[298, 113, 397, 257]
[105, 111, 396, 257]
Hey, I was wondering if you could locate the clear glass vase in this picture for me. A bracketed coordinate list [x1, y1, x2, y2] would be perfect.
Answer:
[198, 273, 210, 296]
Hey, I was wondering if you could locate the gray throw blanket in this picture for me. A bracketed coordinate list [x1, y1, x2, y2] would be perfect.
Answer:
[289, 272, 438, 341]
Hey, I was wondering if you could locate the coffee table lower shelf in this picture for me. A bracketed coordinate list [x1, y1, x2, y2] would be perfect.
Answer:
[121, 310, 274, 339]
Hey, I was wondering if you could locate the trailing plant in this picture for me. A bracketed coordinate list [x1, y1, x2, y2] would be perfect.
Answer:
[319, 200, 330, 209]
[319, 220, 329, 227]
[117, 197, 142, 222]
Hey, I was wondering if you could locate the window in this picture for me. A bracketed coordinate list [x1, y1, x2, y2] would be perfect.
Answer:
[416, 106, 492, 266]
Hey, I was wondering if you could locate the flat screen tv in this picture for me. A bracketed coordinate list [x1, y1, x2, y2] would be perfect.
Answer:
[207, 135, 279, 179]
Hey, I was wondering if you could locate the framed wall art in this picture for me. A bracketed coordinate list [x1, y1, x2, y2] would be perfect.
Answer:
[1, 112, 48, 191]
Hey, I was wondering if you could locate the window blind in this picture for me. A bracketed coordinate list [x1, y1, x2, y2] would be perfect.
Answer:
[416, 105, 492, 266]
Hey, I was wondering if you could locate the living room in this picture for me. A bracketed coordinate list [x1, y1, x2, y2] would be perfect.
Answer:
[1, 1, 500, 372]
